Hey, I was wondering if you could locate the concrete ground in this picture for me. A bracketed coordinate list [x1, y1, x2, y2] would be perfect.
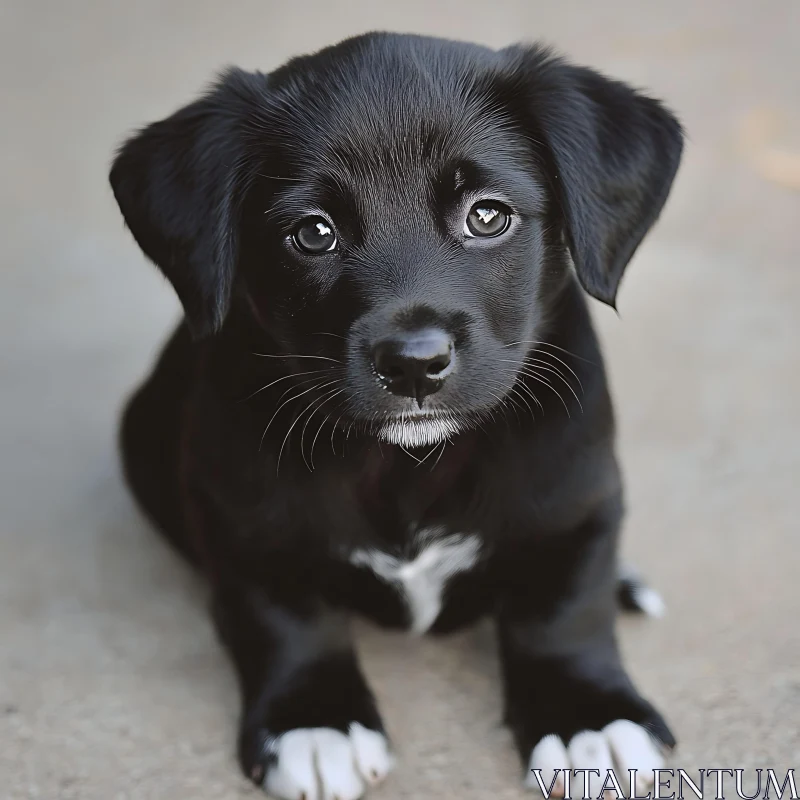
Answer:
[1, 2, 798, 798]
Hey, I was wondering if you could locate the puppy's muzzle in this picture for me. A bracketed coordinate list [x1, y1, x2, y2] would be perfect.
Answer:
[372, 329, 455, 408]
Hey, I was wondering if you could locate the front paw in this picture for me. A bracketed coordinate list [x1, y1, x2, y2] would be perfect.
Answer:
[525, 720, 668, 798]
[506, 675, 675, 798]
[244, 723, 393, 800]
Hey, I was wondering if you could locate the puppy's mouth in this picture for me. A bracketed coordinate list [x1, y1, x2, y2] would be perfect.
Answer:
[376, 411, 462, 449]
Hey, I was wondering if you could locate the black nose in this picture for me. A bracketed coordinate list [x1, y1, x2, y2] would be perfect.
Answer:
[372, 329, 455, 407]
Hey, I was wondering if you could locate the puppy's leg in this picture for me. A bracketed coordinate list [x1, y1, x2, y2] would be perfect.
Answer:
[120, 323, 197, 564]
[214, 579, 393, 800]
[497, 498, 674, 798]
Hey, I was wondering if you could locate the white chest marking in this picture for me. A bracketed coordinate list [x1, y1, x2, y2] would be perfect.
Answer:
[350, 532, 481, 633]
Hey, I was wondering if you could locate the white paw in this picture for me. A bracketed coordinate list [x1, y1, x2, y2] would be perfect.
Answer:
[263, 723, 393, 800]
[525, 720, 664, 798]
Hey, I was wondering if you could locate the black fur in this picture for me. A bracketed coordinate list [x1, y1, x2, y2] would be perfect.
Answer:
[111, 32, 683, 792]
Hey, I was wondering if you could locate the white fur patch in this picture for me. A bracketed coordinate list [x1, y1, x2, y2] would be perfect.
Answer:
[618, 563, 667, 618]
[525, 720, 664, 798]
[264, 723, 393, 800]
[631, 586, 667, 618]
[378, 415, 461, 448]
[350, 531, 481, 633]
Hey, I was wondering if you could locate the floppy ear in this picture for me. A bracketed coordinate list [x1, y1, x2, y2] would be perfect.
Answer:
[508, 48, 684, 307]
[110, 69, 258, 337]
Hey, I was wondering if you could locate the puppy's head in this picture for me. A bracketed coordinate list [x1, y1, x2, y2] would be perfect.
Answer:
[111, 34, 682, 448]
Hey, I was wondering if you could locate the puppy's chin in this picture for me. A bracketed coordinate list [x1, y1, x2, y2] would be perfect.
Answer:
[377, 414, 462, 449]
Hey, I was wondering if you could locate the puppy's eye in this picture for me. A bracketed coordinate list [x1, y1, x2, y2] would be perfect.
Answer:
[293, 217, 337, 254]
[465, 201, 511, 238]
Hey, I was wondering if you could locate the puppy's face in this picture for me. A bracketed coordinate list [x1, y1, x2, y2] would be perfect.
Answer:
[239, 53, 556, 447]
[111, 34, 682, 447]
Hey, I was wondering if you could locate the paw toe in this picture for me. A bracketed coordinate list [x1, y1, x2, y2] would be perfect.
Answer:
[603, 719, 664, 793]
[264, 729, 319, 800]
[261, 725, 392, 800]
[525, 720, 666, 797]
[526, 734, 569, 797]
[349, 723, 394, 785]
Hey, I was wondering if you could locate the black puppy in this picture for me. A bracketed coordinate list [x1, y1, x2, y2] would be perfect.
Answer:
[111, 33, 682, 800]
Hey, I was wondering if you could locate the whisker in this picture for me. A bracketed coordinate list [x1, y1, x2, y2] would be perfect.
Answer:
[414, 440, 441, 467]
[300, 388, 344, 472]
[310, 413, 331, 471]
[501, 357, 569, 386]
[239, 368, 335, 403]
[522, 359, 583, 411]
[527, 348, 585, 392]
[430, 437, 449, 471]
[272, 371, 345, 404]
[500, 379, 535, 423]
[399, 444, 423, 464]
[252, 352, 342, 364]
[259, 378, 338, 452]
[496, 384, 525, 425]
[484, 389, 512, 431]
[498, 360, 568, 418]
[508, 373, 545, 414]
[413, 421, 457, 467]
[502, 339, 597, 366]
[331, 411, 344, 456]
[522, 371, 571, 417]
[510, 386, 535, 421]
[275, 380, 341, 476]
[310, 399, 346, 472]
[500, 359, 573, 415]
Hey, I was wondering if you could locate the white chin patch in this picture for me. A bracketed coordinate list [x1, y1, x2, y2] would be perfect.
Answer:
[525, 720, 664, 798]
[264, 724, 393, 800]
[378, 416, 461, 448]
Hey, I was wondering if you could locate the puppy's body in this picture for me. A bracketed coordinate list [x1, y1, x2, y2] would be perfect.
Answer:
[124, 278, 612, 630]
[113, 33, 683, 799]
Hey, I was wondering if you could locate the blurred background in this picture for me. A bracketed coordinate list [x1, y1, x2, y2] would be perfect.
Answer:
[1, 2, 798, 797]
